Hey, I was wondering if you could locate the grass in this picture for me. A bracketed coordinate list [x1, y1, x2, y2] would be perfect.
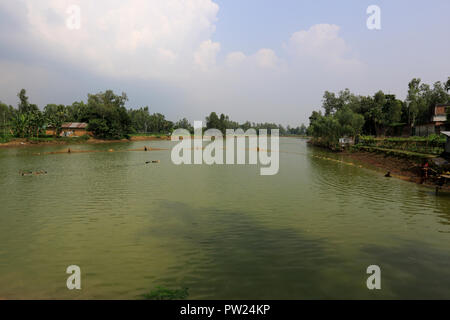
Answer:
[355, 145, 438, 162]
[0, 131, 13, 143]
[142, 286, 189, 300]
[359, 134, 446, 144]
[357, 134, 446, 155]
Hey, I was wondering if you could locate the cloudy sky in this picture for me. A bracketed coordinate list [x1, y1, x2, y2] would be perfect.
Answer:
[0, 0, 449, 126]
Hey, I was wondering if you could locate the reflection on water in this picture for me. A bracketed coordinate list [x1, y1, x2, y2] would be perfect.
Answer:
[0, 138, 449, 299]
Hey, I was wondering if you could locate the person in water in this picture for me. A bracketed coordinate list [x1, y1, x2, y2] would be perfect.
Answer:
[385, 171, 391, 177]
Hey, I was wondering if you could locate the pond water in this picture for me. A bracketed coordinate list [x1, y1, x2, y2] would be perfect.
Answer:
[0, 138, 449, 299]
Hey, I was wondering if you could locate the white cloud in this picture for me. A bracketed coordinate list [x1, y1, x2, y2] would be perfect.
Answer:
[285, 24, 362, 69]
[253, 49, 279, 69]
[0, 0, 368, 125]
[194, 40, 221, 71]
[225, 51, 246, 67]
[157, 48, 177, 64]
[18, 0, 220, 77]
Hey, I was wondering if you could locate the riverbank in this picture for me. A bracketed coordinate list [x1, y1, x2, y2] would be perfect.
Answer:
[0, 134, 307, 148]
[0, 135, 171, 148]
[339, 150, 450, 192]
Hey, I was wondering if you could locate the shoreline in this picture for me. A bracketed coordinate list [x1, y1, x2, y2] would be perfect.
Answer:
[340, 150, 450, 192]
[0, 135, 172, 148]
[0, 135, 306, 149]
[307, 141, 450, 191]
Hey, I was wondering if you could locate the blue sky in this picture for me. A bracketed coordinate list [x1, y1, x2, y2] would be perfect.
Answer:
[0, 0, 449, 126]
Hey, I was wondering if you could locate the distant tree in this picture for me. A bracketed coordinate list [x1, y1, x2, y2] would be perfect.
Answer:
[44, 104, 67, 137]
[206, 112, 221, 130]
[299, 124, 307, 135]
[0, 102, 15, 135]
[174, 118, 193, 133]
[12, 113, 28, 138]
[66, 101, 89, 122]
[86, 90, 132, 139]
[17, 89, 38, 114]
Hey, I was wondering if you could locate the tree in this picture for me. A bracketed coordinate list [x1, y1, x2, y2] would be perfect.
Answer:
[17, 89, 38, 114]
[44, 104, 67, 137]
[0, 102, 15, 136]
[86, 90, 132, 139]
[66, 101, 89, 122]
[174, 118, 193, 133]
[406, 78, 422, 127]
[128, 107, 152, 133]
[12, 113, 28, 138]
[206, 112, 221, 130]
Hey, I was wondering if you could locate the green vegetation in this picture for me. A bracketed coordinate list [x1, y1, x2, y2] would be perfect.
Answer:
[1, 89, 307, 143]
[143, 286, 189, 300]
[0, 134, 12, 143]
[356, 134, 446, 155]
[354, 146, 437, 163]
[204, 111, 307, 135]
[308, 77, 450, 148]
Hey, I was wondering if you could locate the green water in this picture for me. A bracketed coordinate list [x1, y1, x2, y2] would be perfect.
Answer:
[0, 138, 449, 299]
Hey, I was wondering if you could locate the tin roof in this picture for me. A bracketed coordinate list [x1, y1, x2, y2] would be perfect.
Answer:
[442, 131, 450, 137]
[61, 122, 88, 129]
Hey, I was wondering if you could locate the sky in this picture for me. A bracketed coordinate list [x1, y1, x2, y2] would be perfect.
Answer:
[0, 0, 449, 126]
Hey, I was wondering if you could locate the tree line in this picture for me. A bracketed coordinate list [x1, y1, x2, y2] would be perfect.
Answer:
[308, 77, 450, 147]
[0, 89, 307, 140]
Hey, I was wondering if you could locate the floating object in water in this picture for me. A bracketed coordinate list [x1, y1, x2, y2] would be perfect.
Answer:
[34, 170, 47, 175]
[145, 160, 160, 164]
[385, 171, 391, 178]
[20, 170, 32, 176]
[20, 169, 47, 176]
[68, 148, 71, 153]
[108, 149, 114, 152]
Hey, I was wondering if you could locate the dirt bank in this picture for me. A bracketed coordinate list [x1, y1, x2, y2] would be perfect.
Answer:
[342, 150, 450, 191]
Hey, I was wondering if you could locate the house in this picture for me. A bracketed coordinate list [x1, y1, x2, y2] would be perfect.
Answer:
[414, 104, 449, 136]
[442, 132, 450, 154]
[46, 122, 91, 137]
[339, 137, 354, 147]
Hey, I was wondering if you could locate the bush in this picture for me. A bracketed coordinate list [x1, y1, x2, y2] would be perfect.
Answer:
[356, 134, 446, 155]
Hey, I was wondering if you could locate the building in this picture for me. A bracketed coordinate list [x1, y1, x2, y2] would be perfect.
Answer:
[414, 104, 449, 136]
[339, 137, 354, 147]
[442, 132, 450, 154]
[46, 122, 90, 137]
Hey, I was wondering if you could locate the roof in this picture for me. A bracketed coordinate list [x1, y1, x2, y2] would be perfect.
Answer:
[442, 131, 450, 137]
[432, 115, 447, 122]
[61, 122, 88, 129]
